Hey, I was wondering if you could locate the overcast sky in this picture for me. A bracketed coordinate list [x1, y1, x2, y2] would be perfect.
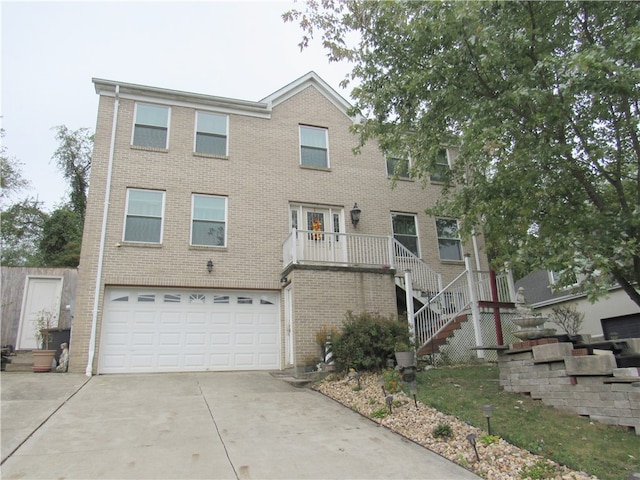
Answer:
[1, 0, 353, 211]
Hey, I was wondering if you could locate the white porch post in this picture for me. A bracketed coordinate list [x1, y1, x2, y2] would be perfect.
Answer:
[291, 228, 298, 264]
[404, 270, 416, 342]
[465, 254, 485, 359]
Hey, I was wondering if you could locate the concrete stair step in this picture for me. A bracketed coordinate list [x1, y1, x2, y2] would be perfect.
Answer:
[3, 351, 34, 372]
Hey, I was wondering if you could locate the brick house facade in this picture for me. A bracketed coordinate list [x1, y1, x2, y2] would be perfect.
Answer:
[68, 72, 489, 374]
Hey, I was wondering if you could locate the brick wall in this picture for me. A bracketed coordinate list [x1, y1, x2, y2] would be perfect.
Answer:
[286, 265, 398, 369]
[69, 77, 488, 373]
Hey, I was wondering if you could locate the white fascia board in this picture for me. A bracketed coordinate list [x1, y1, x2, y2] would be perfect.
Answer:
[260, 71, 355, 122]
[92, 78, 271, 119]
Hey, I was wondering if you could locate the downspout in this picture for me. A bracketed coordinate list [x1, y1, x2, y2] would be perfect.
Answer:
[86, 84, 119, 376]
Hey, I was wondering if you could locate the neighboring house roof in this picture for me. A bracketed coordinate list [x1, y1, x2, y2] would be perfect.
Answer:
[92, 71, 355, 121]
[515, 270, 627, 308]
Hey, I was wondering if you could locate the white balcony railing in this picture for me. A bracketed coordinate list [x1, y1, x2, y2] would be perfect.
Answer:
[282, 229, 395, 268]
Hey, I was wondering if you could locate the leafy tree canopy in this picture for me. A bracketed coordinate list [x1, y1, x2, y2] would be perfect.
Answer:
[51, 125, 93, 220]
[0, 198, 48, 266]
[0, 129, 30, 202]
[285, 1, 640, 306]
[39, 206, 83, 267]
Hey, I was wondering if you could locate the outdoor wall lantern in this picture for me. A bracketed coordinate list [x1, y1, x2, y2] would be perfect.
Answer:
[207, 259, 213, 274]
[350, 203, 361, 227]
[482, 404, 494, 435]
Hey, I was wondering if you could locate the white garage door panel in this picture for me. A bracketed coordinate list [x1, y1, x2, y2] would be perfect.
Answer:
[99, 288, 280, 373]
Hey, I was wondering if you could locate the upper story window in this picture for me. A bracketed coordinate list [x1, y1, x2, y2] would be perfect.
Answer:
[435, 218, 462, 261]
[195, 111, 228, 156]
[191, 194, 227, 247]
[430, 149, 451, 183]
[392, 213, 419, 257]
[300, 125, 328, 168]
[386, 157, 410, 178]
[133, 103, 170, 149]
[124, 188, 165, 243]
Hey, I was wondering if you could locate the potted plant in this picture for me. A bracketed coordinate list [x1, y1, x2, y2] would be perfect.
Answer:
[393, 333, 416, 368]
[32, 309, 58, 372]
[549, 305, 589, 344]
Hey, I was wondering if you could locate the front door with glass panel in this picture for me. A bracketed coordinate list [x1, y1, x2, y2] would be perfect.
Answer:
[290, 205, 346, 263]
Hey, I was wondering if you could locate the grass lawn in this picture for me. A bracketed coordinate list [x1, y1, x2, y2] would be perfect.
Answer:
[415, 364, 639, 480]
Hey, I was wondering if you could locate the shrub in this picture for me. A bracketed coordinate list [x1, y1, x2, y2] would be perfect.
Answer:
[332, 311, 409, 371]
[432, 423, 453, 438]
[549, 305, 584, 337]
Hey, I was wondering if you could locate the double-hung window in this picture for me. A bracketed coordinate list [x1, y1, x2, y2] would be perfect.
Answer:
[300, 125, 328, 168]
[191, 194, 227, 247]
[386, 157, 410, 178]
[430, 149, 451, 182]
[435, 218, 462, 261]
[392, 213, 419, 257]
[124, 189, 165, 243]
[195, 111, 228, 155]
[133, 103, 170, 149]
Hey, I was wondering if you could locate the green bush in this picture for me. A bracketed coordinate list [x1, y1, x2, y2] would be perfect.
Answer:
[333, 311, 409, 371]
[432, 423, 453, 439]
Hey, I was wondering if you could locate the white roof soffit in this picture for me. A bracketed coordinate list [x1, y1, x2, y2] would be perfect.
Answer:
[260, 71, 355, 122]
[92, 78, 271, 119]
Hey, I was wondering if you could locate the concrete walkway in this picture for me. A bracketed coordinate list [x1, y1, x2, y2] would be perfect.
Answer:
[1, 372, 480, 479]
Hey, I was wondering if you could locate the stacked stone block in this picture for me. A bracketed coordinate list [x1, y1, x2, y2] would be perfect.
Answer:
[498, 340, 640, 435]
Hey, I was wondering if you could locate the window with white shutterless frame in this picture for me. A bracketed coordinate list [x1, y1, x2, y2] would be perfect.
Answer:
[195, 111, 228, 156]
[191, 194, 227, 247]
[132, 103, 170, 149]
[299, 125, 329, 168]
[430, 148, 452, 183]
[123, 188, 165, 243]
[435, 217, 463, 261]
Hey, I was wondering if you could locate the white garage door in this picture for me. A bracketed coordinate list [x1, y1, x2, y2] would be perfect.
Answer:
[99, 287, 280, 374]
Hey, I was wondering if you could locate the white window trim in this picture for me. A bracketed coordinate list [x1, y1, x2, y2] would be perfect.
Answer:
[435, 217, 463, 261]
[391, 212, 420, 257]
[190, 193, 228, 247]
[131, 102, 171, 149]
[123, 188, 166, 244]
[194, 111, 229, 156]
[299, 125, 329, 168]
[386, 156, 412, 178]
[430, 148, 452, 182]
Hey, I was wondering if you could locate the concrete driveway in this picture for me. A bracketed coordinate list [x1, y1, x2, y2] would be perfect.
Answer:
[1, 372, 480, 479]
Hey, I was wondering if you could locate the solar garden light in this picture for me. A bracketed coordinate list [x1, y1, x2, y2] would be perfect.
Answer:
[482, 405, 494, 435]
[409, 382, 418, 408]
[386, 395, 394, 414]
[466, 434, 480, 461]
[354, 371, 361, 389]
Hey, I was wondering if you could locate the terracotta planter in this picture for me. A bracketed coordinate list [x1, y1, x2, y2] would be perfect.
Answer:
[32, 350, 56, 372]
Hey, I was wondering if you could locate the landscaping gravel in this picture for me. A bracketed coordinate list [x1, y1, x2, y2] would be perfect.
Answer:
[313, 372, 598, 480]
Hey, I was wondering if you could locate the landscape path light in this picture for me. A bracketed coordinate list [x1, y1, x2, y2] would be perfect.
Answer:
[466, 434, 480, 461]
[386, 395, 394, 414]
[482, 404, 494, 435]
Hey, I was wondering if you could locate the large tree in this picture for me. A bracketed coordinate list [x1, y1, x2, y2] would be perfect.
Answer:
[39, 206, 83, 267]
[0, 198, 48, 266]
[51, 125, 93, 220]
[285, 1, 640, 306]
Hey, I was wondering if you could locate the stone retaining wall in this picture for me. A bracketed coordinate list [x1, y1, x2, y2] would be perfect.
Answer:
[497, 340, 640, 435]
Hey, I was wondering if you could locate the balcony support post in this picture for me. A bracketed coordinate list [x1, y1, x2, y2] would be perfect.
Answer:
[465, 254, 485, 359]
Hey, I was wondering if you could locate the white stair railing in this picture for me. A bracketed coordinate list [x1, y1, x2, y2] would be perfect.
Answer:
[392, 239, 442, 296]
[414, 269, 472, 349]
